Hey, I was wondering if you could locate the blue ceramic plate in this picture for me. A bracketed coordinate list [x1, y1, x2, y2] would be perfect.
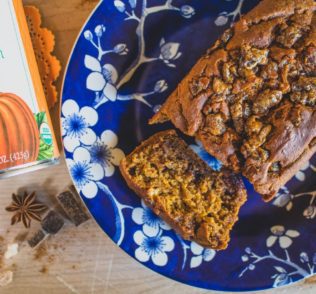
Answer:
[61, 0, 316, 291]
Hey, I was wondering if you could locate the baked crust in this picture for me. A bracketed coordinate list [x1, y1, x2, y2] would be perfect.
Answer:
[150, 0, 316, 200]
[120, 130, 247, 249]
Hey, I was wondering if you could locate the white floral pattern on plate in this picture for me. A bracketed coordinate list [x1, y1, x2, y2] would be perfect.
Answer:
[66, 147, 104, 199]
[134, 230, 175, 266]
[87, 130, 125, 177]
[64, 128, 125, 198]
[190, 242, 216, 269]
[62, 100, 98, 152]
[273, 162, 316, 219]
[295, 162, 312, 182]
[85, 56, 119, 102]
[131, 201, 217, 270]
[132, 200, 171, 237]
[239, 225, 315, 288]
[266, 226, 300, 249]
[82, 0, 195, 109]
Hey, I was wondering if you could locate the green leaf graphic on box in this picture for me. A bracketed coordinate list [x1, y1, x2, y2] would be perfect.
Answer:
[34, 112, 54, 160]
[34, 112, 46, 128]
[38, 139, 54, 160]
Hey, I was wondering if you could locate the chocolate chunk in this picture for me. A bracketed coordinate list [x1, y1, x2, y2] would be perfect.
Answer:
[57, 188, 90, 226]
[41, 211, 64, 235]
[27, 230, 47, 248]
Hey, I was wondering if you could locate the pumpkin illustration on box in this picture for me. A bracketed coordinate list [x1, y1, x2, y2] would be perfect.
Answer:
[0, 93, 40, 169]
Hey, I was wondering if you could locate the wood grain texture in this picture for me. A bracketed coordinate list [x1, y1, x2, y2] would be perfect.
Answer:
[0, 0, 314, 293]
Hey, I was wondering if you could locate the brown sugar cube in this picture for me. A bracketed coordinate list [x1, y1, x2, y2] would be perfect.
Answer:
[56, 189, 90, 226]
[41, 211, 64, 235]
[120, 130, 247, 250]
[27, 230, 47, 248]
[150, 0, 316, 201]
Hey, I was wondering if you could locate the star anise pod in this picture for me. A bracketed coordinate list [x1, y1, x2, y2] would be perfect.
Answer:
[5, 192, 48, 228]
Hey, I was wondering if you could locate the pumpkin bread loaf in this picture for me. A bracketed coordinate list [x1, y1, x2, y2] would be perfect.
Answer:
[150, 0, 316, 201]
[120, 130, 247, 249]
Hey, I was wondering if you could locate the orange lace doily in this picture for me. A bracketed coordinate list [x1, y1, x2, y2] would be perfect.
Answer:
[24, 6, 61, 109]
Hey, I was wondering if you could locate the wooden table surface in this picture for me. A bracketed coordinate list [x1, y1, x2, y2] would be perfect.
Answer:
[0, 1, 315, 293]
